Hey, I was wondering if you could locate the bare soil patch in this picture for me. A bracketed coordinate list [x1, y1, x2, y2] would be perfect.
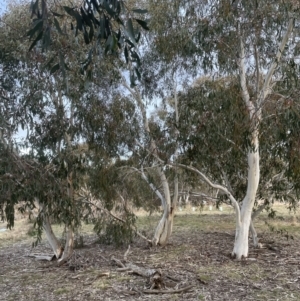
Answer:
[1, 208, 300, 301]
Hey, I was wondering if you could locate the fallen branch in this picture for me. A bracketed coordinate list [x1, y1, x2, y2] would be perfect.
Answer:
[112, 256, 158, 277]
[27, 254, 56, 261]
[143, 285, 194, 294]
[112, 255, 164, 289]
[84, 272, 111, 285]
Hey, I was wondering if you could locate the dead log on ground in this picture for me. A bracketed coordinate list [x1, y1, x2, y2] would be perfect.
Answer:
[111, 256, 164, 289]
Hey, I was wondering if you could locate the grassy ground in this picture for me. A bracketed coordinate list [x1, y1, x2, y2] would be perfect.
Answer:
[0, 203, 300, 300]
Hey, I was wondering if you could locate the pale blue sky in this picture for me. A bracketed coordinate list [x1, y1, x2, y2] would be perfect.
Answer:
[0, 0, 7, 16]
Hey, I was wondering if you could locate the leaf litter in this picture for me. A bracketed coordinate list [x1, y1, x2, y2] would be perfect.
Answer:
[1, 212, 300, 301]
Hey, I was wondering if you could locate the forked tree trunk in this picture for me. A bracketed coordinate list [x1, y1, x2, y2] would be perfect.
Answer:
[153, 78, 179, 245]
[43, 217, 75, 262]
[152, 170, 178, 246]
[153, 206, 175, 246]
[121, 73, 180, 246]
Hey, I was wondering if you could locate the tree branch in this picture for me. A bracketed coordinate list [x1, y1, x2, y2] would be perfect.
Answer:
[80, 198, 152, 244]
[237, 25, 251, 109]
[259, 17, 295, 105]
[168, 162, 241, 226]
[130, 167, 166, 207]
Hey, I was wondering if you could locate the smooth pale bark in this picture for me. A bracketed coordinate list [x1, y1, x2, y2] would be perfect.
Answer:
[39, 201, 63, 258]
[152, 80, 180, 245]
[58, 226, 74, 263]
[152, 171, 178, 246]
[139, 166, 176, 245]
[121, 75, 178, 246]
[233, 28, 261, 258]
[43, 216, 74, 262]
[232, 17, 294, 259]
[233, 142, 260, 258]
[43, 215, 64, 259]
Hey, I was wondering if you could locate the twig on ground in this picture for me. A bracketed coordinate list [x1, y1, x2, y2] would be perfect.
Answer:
[143, 285, 194, 294]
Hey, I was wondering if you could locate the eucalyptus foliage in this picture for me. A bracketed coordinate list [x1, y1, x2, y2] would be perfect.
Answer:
[28, 0, 149, 86]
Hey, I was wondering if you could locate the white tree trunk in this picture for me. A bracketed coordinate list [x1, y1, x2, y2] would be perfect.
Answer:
[152, 169, 177, 246]
[58, 226, 74, 263]
[121, 72, 181, 246]
[232, 145, 260, 259]
[153, 207, 174, 246]
[43, 215, 64, 259]
[232, 17, 294, 258]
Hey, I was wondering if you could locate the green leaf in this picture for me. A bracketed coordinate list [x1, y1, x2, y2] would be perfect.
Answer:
[42, 27, 51, 51]
[89, 25, 94, 41]
[135, 67, 141, 81]
[59, 52, 66, 78]
[136, 32, 141, 43]
[63, 6, 83, 31]
[87, 69, 92, 80]
[30, 0, 39, 14]
[116, 1, 121, 15]
[83, 27, 90, 44]
[111, 34, 118, 52]
[52, 11, 64, 17]
[132, 9, 148, 14]
[131, 51, 141, 66]
[54, 18, 63, 35]
[130, 70, 136, 87]
[99, 17, 106, 39]
[63, 6, 75, 16]
[105, 35, 112, 54]
[29, 30, 43, 51]
[126, 18, 136, 46]
[50, 63, 60, 74]
[91, 0, 100, 13]
[80, 7, 93, 28]
[135, 19, 149, 30]
[125, 38, 135, 49]
[103, 1, 116, 18]
[27, 19, 43, 38]
[124, 46, 129, 64]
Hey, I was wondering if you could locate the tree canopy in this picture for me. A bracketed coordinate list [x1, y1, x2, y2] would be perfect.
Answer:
[1, 0, 300, 261]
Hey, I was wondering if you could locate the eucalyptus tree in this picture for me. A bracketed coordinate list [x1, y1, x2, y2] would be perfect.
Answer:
[177, 76, 297, 242]
[146, 1, 299, 259]
[25, 0, 202, 247]
[1, 1, 141, 260]
[0, 2, 86, 260]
